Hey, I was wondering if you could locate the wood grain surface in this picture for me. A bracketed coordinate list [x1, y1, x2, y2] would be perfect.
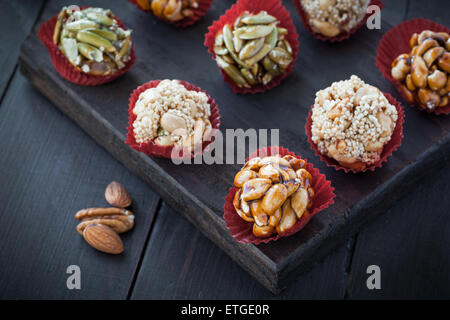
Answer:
[0, 1, 44, 97]
[0, 0, 449, 298]
[0, 72, 160, 299]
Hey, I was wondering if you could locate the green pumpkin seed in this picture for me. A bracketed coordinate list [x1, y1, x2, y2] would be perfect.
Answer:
[241, 11, 277, 25]
[77, 42, 103, 62]
[237, 25, 274, 40]
[59, 28, 70, 45]
[239, 37, 265, 60]
[269, 47, 292, 69]
[214, 45, 228, 55]
[118, 36, 131, 59]
[53, 9, 67, 45]
[262, 72, 273, 85]
[215, 33, 224, 47]
[240, 68, 256, 85]
[61, 38, 79, 65]
[277, 27, 288, 36]
[76, 30, 115, 52]
[222, 24, 235, 53]
[244, 43, 271, 66]
[264, 26, 278, 51]
[85, 11, 114, 26]
[116, 27, 131, 40]
[216, 56, 249, 88]
[251, 63, 259, 77]
[262, 56, 281, 76]
[86, 28, 118, 41]
[233, 30, 244, 52]
[221, 54, 235, 64]
[234, 11, 249, 29]
[282, 40, 292, 55]
[64, 19, 99, 31]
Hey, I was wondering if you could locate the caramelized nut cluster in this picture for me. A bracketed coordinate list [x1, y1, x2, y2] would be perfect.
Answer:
[233, 155, 314, 238]
[214, 11, 293, 88]
[391, 30, 450, 110]
[53, 7, 133, 76]
[137, 0, 198, 22]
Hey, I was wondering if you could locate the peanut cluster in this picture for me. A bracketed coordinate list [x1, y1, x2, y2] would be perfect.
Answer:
[233, 155, 314, 238]
[391, 30, 450, 110]
[137, 0, 198, 22]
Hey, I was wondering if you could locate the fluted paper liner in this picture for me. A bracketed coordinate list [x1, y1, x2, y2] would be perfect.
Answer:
[305, 93, 405, 173]
[125, 80, 221, 158]
[204, 0, 299, 94]
[224, 146, 335, 245]
[127, 0, 213, 28]
[376, 18, 450, 115]
[37, 11, 135, 86]
[293, 0, 384, 42]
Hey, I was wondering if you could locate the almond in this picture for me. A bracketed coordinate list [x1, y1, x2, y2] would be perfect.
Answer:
[82, 224, 124, 254]
[105, 181, 132, 208]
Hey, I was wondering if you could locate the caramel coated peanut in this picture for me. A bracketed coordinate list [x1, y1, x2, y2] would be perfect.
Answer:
[242, 178, 272, 201]
[261, 184, 288, 215]
[258, 164, 280, 182]
[276, 199, 297, 235]
[234, 169, 257, 188]
[250, 200, 269, 227]
[233, 189, 254, 222]
[290, 188, 308, 219]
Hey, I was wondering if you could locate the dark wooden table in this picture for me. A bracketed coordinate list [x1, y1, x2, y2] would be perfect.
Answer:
[0, 0, 449, 299]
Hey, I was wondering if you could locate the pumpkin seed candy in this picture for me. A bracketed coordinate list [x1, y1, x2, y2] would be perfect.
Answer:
[213, 11, 293, 88]
[53, 7, 133, 76]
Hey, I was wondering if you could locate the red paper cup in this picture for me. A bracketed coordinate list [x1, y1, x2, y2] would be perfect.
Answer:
[305, 93, 405, 173]
[204, 0, 299, 94]
[376, 18, 450, 115]
[224, 146, 335, 245]
[293, 0, 384, 42]
[125, 80, 221, 158]
[127, 0, 213, 28]
[37, 11, 136, 86]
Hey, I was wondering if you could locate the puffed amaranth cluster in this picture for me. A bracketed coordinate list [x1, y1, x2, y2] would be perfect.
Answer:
[214, 11, 294, 88]
[233, 155, 314, 238]
[300, 0, 370, 37]
[311, 75, 398, 170]
[137, 0, 198, 22]
[132, 80, 212, 150]
[391, 30, 450, 110]
[53, 7, 133, 76]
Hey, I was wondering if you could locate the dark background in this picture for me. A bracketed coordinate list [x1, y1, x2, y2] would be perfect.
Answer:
[0, 0, 449, 299]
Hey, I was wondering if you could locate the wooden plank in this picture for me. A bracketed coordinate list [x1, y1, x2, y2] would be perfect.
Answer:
[0, 0, 45, 98]
[0, 72, 160, 299]
[343, 0, 450, 299]
[345, 165, 450, 299]
[131, 202, 349, 299]
[18, 0, 450, 293]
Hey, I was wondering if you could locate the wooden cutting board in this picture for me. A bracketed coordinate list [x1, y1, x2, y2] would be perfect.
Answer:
[19, 0, 450, 293]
